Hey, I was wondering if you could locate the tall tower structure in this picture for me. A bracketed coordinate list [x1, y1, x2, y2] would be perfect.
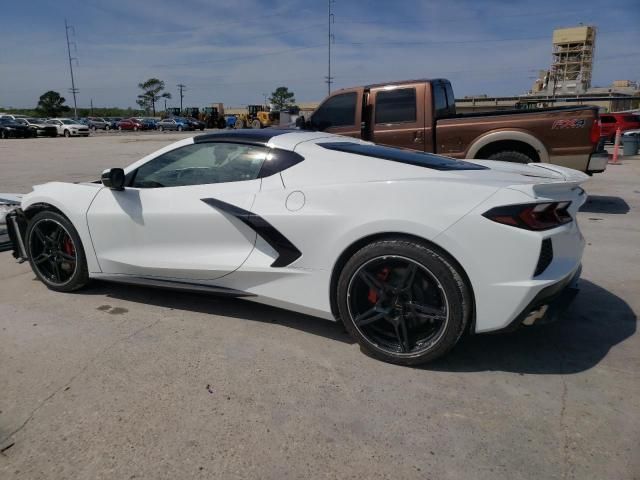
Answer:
[550, 25, 596, 94]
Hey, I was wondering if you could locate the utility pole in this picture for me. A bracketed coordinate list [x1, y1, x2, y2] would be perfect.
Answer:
[177, 83, 186, 112]
[65, 19, 79, 119]
[90, 98, 93, 115]
[325, 0, 335, 95]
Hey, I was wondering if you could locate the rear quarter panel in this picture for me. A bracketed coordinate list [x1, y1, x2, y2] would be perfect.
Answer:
[436, 108, 597, 165]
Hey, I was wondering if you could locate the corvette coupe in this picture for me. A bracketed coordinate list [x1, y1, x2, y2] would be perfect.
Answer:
[6, 130, 587, 365]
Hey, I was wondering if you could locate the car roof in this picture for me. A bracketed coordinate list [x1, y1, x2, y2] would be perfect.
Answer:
[194, 129, 299, 145]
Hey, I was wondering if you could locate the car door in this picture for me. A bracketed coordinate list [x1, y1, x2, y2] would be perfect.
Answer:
[369, 83, 425, 151]
[87, 141, 269, 281]
[309, 88, 363, 139]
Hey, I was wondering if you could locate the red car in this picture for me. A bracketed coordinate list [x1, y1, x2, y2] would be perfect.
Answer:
[600, 113, 640, 142]
[116, 118, 145, 131]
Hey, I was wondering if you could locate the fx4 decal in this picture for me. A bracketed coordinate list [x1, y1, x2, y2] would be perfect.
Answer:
[552, 119, 586, 129]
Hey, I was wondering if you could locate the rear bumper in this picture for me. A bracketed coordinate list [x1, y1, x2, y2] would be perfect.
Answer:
[494, 265, 581, 333]
[587, 152, 608, 174]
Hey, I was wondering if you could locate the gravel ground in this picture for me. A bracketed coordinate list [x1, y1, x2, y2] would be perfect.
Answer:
[0, 134, 638, 479]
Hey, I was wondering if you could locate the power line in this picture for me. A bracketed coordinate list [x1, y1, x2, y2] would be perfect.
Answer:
[64, 19, 79, 119]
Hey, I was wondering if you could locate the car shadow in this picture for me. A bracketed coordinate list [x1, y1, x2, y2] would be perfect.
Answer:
[79, 279, 634, 374]
[82, 280, 354, 345]
[426, 280, 636, 374]
[580, 195, 630, 214]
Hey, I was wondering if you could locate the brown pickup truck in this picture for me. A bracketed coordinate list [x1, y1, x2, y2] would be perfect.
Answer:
[302, 78, 608, 174]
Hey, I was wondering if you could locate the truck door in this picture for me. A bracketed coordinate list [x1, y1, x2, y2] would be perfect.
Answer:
[369, 82, 426, 151]
[308, 88, 363, 139]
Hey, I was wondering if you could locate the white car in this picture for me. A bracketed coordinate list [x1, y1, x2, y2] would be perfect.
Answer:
[5, 130, 587, 365]
[45, 118, 90, 137]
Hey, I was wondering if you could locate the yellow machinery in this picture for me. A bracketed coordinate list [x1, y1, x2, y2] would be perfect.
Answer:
[234, 105, 275, 129]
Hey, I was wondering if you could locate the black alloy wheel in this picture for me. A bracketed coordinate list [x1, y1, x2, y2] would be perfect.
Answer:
[348, 256, 449, 354]
[26, 211, 89, 292]
[337, 239, 471, 365]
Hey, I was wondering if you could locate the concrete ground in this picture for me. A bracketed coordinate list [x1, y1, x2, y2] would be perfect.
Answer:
[0, 134, 638, 479]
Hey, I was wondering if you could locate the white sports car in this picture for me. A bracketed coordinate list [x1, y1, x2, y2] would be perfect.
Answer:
[6, 130, 587, 365]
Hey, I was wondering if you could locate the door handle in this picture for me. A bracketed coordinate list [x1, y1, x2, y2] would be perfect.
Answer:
[413, 130, 423, 143]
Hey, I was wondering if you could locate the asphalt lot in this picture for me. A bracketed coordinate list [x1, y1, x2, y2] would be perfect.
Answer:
[1, 133, 639, 479]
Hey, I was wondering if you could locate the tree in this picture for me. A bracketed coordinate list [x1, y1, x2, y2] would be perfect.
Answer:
[137, 78, 171, 116]
[36, 91, 70, 117]
[269, 87, 296, 110]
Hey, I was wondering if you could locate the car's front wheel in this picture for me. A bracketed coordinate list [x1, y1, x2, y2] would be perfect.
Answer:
[336, 238, 471, 365]
[63, 130, 71, 138]
[25, 210, 90, 292]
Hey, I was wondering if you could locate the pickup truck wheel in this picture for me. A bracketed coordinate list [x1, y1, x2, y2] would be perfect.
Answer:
[486, 150, 532, 164]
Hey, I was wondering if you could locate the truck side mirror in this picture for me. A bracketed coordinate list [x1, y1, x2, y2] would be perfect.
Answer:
[101, 168, 125, 191]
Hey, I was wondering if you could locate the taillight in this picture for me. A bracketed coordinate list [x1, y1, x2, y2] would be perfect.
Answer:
[483, 202, 572, 231]
[590, 119, 601, 145]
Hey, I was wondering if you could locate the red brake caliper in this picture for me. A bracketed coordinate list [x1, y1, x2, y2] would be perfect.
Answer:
[367, 267, 390, 304]
[62, 236, 75, 259]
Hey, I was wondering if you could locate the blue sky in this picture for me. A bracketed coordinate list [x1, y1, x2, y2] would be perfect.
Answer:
[1, 0, 638, 109]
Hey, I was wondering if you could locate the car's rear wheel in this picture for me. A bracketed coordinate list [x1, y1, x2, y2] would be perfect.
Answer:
[105, 125, 110, 131]
[337, 239, 471, 365]
[26, 211, 89, 292]
[177, 125, 183, 131]
[158, 126, 164, 131]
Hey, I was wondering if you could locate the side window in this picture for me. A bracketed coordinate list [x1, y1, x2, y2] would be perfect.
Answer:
[132, 143, 269, 188]
[600, 116, 615, 124]
[375, 88, 416, 124]
[433, 83, 456, 118]
[311, 92, 357, 130]
[433, 85, 448, 118]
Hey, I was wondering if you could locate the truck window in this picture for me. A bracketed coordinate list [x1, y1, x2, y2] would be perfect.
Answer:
[311, 92, 357, 130]
[433, 82, 456, 118]
[375, 88, 416, 124]
[600, 116, 615, 123]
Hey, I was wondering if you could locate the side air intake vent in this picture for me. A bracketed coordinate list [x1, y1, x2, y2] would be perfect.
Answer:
[534, 238, 553, 276]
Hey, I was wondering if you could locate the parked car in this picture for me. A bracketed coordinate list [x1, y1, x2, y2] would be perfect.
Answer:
[0, 117, 32, 138]
[105, 117, 123, 129]
[87, 117, 110, 130]
[45, 118, 90, 137]
[599, 113, 640, 142]
[17, 118, 58, 137]
[156, 117, 193, 131]
[6, 129, 589, 366]
[301, 78, 608, 174]
[136, 117, 158, 130]
[116, 118, 145, 131]
[186, 117, 206, 131]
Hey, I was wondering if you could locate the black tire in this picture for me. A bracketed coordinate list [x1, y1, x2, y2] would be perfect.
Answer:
[63, 130, 71, 138]
[336, 238, 471, 366]
[1, 130, 8, 139]
[235, 119, 245, 129]
[105, 125, 110, 131]
[486, 150, 532, 164]
[118, 126, 123, 131]
[25, 210, 90, 292]
[159, 126, 164, 131]
[251, 119, 262, 129]
[178, 125, 183, 131]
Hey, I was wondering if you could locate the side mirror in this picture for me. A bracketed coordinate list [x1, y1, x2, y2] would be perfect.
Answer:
[101, 168, 125, 190]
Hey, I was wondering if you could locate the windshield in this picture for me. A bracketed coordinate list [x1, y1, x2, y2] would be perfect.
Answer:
[15, 119, 28, 125]
[317, 142, 488, 171]
[26, 118, 38, 123]
[61, 120, 76, 125]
